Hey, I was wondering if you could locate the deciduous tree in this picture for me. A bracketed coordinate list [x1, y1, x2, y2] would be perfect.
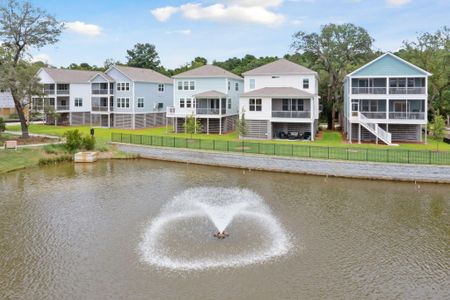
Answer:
[126, 43, 161, 70]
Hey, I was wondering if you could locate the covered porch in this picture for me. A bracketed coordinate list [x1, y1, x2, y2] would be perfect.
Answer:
[194, 90, 227, 115]
[271, 98, 312, 119]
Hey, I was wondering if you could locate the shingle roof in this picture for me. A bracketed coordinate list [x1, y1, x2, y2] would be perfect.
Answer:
[113, 65, 172, 84]
[42, 68, 100, 83]
[241, 87, 314, 98]
[193, 90, 227, 98]
[90, 72, 115, 82]
[242, 58, 317, 76]
[172, 65, 243, 80]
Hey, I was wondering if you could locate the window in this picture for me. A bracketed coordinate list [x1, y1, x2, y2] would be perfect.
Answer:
[282, 99, 289, 111]
[249, 98, 262, 111]
[137, 97, 144, 108]
[178, 81, 183, 90]
[184, 81, 189, 90]
[303, 79, 309, 89]
[249, 79, 255, 89]
[158, 84, 164, 92]
[186, 98, 192, 108]
[228, 81, 231, 90]
[291, 99, 304, 111]
[189, 81, 195, 90]
[235, 83, 239, 91]
[74, 98, 83, 107]
[116, 98, 130, 108]
[227, 98, 231, 109]
[180, 98, 185, 108]
[351, 99, 359, 112]
[117, 82, 130, 91]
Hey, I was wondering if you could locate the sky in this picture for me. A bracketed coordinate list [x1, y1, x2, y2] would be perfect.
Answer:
[29, 0, 449, 69]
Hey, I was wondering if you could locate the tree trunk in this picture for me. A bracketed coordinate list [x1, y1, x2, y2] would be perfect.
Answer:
[12, 93, 29, 138]
[331, 106, 336, 131]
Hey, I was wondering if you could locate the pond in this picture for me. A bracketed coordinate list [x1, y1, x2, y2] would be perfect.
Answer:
[0, 160, 449, 299]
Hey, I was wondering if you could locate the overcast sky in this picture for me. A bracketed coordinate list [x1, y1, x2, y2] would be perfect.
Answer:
[30, 0, 449, 69]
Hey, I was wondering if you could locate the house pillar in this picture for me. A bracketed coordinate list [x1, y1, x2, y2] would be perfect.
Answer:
[175, 117, 177, 133]
[310, 122, 315, 141]
[69, 112, 72, 126]
[349, 121, 352, 143]
[424, 125, 428, 144]
[219, 117, 222, 135]
[358, 123, 361, 144]
[207, 118, 209, 134]
[108, 113, 111, 128]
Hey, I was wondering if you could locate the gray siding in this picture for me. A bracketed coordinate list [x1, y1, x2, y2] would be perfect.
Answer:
[351, 124, 421, 142]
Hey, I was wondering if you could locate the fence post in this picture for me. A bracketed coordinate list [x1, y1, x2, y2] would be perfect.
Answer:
[199, 139, 201, 150]
[173, 137, 175, 147]
[408, 150, 410, 163]
[213, 140, 215, 151]
[387, 149, 389, 162]
[291, 144, 294, 157]
[273, 144, 276, 155]
[150, 135, 153, 145]
[242, 141, 244, 153]
[366, 149, 368, 161]
[140, 135, 142, 145]
[328, 147, 330, 159]
[120, 133, 123, 142]
[309, 145, 311, 158]
[429, 151, 432, 164]
[258, 143, 260, 154]
[346, 148, 349, 160]
[227, 141, 229, 152]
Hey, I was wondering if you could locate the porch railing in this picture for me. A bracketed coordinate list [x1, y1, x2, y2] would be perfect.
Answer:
[359, 112, 387, 119]
[196, 108, 226, 115]
[56, 105, 69, 111]
[389, 112, 425, 120]
[352, 87, 387, 94]
[91, 106, 110, 112]
[389, 87, 426, 94]
[91, 89, 110, 95]
[272, 111, 311, 118]
[56, 90, 70, 95]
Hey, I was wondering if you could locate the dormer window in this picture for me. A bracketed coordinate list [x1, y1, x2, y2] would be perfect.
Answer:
[303, 79, 309, 89]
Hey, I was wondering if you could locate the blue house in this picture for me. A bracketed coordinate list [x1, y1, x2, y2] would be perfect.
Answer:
[343, 52, 431, 145]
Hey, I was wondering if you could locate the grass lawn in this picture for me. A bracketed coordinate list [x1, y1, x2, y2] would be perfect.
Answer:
[7, 124, 449, 152]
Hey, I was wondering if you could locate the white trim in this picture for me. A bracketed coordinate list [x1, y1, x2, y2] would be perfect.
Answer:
[347, 52, 432, 77]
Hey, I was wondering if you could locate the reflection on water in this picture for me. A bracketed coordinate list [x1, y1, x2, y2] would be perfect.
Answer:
[0, 160, 449, 299]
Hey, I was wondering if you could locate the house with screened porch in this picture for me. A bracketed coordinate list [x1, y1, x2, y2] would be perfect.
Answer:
[239, 58, 320, 140]
[166, 64, 244, 134]
[343, 52, 431, 145]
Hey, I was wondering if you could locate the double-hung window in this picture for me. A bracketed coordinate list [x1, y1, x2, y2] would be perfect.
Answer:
[228, 81, 231, 90]
[74, 98, 83, 107]
[178, 81, 183, 90]
[158, 84, 164, 92]
[186, 98, 192, 108]
[235, 83, 239, 91]
[249, 98, 262, 111]
[303, 79, 309, 89]
[117, 83, 130, 91]
[137, 97, 144, 108]
[227, 98, 231, 109]
[189, 81, 195, 90]
[184, 81, 189, 90]
[180, 98, 185, 108]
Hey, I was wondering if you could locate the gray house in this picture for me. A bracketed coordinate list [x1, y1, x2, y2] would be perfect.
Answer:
[167, 65, 244, 134]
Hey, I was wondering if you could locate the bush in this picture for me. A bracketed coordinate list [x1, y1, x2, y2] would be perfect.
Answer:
[38, 155, 72, 166]
[82, 135, 96, 150]
[63, 129, 83, 152]
[0, 117, 5, 133]
[43, 144, 65, 154]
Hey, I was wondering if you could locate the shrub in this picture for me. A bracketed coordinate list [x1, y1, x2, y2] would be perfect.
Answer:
[63, 129, 83, 152]
[38, 155, 72, 166]
[82, 135, 96, 150]
[0, 117, 5, 133]
[43, 144, 65, 154]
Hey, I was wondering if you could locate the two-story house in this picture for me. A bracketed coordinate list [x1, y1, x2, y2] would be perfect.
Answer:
[167, 65, 244, 134]
[0, 89, 15, 118]
[239, 59, 320, 140]
[33, 68, 98, 125]
[90, 65, 173, 129]
[343, 53, 431, 145]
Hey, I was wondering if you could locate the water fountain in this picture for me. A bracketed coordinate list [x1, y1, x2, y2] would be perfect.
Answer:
[139, 187, 293, 271]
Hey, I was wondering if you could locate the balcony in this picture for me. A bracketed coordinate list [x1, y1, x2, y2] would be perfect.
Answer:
[389, 87, 426, 94]
[56, 89, 69, 95]
[272, 111, 311, 118]
[92, 89, 111, 95]
[196, 108, 226, 115]
[351, 87, 387, 94]
[56, 104, 69, 111]
[359, 111, 387, 119]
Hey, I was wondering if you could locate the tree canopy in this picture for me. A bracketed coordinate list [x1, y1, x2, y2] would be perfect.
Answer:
[126, 43, 161, 70]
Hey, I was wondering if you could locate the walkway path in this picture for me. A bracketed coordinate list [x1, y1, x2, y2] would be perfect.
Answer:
[114, 143, 450, 183]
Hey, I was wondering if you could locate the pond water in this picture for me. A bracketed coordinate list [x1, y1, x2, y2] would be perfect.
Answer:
[0, 160, 449, 299]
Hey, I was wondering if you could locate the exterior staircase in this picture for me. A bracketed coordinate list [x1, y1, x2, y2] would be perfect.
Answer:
[358, 113, 398, 146]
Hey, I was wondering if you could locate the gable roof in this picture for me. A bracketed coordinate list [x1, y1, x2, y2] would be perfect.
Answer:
[241, 87, 314, 98]
[112, 65, 172, 84]
[172, 65, 243, 80]
[348, 52, 432, 77]
[89, 72, 115, 82]
[41, 68, 100, 84]
[242, 58, 318, 76]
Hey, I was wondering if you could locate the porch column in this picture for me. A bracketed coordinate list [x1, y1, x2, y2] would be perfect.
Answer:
[69, 112, 72, 126]
[419, 125, 422, 142]
[349, 121, 352, 143]
[219, 117, 222, 135]
[194, 116, 197, 134]
[310, 122, 315, 141]
[358, 123, 361, 144]
[424, 125, 427, 144]
[165, 117, 168, 134]
[108, 114, 111, 128]
[207, 118, 209, 134]
[175, 117, 177, 133]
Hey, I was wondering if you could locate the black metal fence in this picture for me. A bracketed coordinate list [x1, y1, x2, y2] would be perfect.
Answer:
[111, 133, 450, 165]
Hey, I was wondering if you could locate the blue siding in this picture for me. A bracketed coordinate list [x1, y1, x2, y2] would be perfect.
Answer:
[352, 54, 428, 77]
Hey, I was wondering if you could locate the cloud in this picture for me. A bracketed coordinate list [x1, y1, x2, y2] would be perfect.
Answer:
[32, 53, 50, 63]
[151, 6, 179, 22]
[386, 0, 411, 6]
[151, 1, 285, 26]
[166, 29, 192, 35]
[64, 21, 102, 37]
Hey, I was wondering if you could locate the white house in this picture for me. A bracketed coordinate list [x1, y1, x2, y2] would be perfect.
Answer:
[239, 58, 320, 140]
[32, 68, 98, 125]
[0, 89, 15, 118]
[343, 52, 431, 145]
[167, 65, 244, 134]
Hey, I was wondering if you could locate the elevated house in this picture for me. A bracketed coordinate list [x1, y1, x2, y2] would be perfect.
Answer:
[33, 68, 98, 125]
[32, 66, 173, 128]
[239, 59, 320, 140]
[343, 52, 431, 145]
[166, 65, 244, 134]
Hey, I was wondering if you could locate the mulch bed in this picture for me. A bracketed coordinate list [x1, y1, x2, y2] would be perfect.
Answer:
[1, 135, 57, 146]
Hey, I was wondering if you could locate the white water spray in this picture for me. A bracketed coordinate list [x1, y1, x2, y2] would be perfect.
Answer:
[139, 187, 293, 271]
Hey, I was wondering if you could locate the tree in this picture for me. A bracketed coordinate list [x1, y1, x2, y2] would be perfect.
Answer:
[428, 113, 446, 151]
[0, 0, 62, 138]
[169, 57, 208, 76]
[126, 43, 161, 70]
[236, 108, 248, 137]
[183, 114, 202, 138]
[103, 58, 121, 70]
[0, 117, 5, 133]
[398, 26, 450, 118]
[291, 23, 375, 129]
